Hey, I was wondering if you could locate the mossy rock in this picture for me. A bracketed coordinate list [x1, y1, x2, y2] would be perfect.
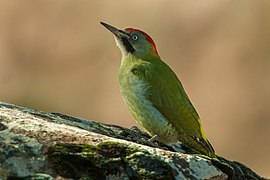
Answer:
[48, 142, 174, 179]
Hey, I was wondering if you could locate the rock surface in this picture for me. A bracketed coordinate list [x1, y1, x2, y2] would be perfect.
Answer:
[0, 102, 266, 179]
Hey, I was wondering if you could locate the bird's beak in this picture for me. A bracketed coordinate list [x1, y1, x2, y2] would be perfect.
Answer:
[100, 22, 129, 38]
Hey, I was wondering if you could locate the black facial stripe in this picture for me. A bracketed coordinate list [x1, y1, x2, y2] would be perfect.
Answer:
[121, 37, 135, 53]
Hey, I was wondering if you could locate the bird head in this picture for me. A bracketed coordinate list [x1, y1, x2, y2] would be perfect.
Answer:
[101, 22, 160, 60]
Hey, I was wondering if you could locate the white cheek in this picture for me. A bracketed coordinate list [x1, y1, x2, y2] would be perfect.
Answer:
[114, 36, 127, 55]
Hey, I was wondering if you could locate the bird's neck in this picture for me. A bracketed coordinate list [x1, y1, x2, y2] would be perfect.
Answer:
[120, 53, 139, 67]
[120, 53, 161, 67]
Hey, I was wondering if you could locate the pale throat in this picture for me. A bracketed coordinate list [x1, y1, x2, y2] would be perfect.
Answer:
[114, 37, 127, 54]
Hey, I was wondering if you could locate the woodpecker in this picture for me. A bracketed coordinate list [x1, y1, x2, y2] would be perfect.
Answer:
[101, 22, 216, 158]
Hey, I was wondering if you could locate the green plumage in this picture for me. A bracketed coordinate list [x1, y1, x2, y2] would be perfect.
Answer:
[119, 54, 215, 158]
[101, 22, 216, 158]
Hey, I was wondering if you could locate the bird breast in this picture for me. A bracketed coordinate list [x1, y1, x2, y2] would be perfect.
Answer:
[119, 66, 179, 144]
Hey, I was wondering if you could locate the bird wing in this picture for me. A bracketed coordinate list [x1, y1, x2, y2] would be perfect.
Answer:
[141, 60, 206, 140]
[131, 60, 215, 157]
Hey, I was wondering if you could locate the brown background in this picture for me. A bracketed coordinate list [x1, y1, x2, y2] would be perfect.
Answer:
[0, 0, 269, 177]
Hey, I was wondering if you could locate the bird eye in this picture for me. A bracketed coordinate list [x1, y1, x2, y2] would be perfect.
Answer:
[132, 35, 138, 41]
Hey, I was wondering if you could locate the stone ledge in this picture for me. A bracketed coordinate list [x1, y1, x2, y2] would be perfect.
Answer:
[0, 102, 265, 180]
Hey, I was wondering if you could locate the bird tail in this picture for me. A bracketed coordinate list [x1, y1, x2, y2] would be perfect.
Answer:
[196, 137, 216, 158]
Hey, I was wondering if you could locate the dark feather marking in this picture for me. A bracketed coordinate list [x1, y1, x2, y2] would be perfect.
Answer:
[121, 37, 135, 53]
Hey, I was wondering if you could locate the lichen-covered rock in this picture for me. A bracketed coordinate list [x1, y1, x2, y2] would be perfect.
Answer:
[0, 102, 265, 179]
[47, 142, 227, 179]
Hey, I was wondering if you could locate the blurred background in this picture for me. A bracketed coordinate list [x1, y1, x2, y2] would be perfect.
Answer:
[0, 0, 269, 177]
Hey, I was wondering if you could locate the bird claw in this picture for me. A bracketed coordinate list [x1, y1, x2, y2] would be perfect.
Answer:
[148, 134, 158, 143]
[129, 127, 159, 147]
[145, 135, 159, 147]
[130, 126, 142, 134]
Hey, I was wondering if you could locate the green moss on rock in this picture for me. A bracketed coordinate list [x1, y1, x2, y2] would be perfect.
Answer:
[48, 142, 174, 179]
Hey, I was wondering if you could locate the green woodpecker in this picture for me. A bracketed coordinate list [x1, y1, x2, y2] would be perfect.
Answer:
[101, 22, 216, 158]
